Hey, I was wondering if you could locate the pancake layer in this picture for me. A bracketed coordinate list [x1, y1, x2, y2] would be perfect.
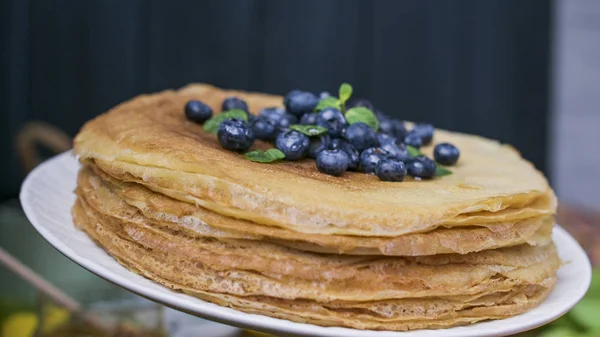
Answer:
[74, 84, 557, 236]
[80, 165, 553, 256]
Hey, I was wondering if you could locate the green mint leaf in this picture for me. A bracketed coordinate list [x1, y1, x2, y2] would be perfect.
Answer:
[435, 165, 453, 176]
[315, 97, 341, 112]
[203, 109, 248, 134]
[345, 107, 379, 131]
[406, 146, 423, 157]
[244, 148, 285, 163]
[339, 83, 353, 105]
[289, 124, 328, 136]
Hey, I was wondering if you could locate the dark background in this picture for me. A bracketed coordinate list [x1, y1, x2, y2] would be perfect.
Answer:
[0, 0, 553, 201]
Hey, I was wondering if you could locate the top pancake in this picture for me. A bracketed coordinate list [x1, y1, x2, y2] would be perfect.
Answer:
[74, 84, 556, 236]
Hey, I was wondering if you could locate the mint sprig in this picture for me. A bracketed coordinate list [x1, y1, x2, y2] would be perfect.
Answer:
[203, 109, 247, 134]
[435, 166, 453, 176]
[339, 83, 352, 111]
[406, 146, 422, 157]
[290, 124, 328, 136]
[244, 148, 285, 163]
[315, 97, 341, 112]
[345, 107, 379, 132]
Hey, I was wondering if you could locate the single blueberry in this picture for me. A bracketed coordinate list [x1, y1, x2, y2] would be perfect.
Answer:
[221, 96, 248, 112]
[377, 133, 397, 145]
[217, 119, 254, 152]
[407, 155, 436, 179]
[434, 142, 460, 165]
[316, 149, 349, 177]
[250, 116, 277, 141]
[404, 132, 423, 149]
[277, 113, 298, 130]
[319, 91, 331, 100]
[275, 130, 310, 160]
[391, 119, 408, 139]
[185, 100, 213, 124]
[260, 107, 285, 119]
[378, 117, 395, 135]
[379, 117, 408, 140]
[260, 107, 298, 130]
[329, 139, 360, 170]
[376, 158, 407, 182]
[344, 122, 379, 152]
[360, 147, 387, 174]
[381, 141, 409, 162]
[308, 135, 330, 158]
[284, 91, 318, 117]
[300, 112, 319, 125]
[411, 123, 434, 145]
[347, 98, 374, 112]
[284, 90, 303, 105]
[317, 108, 347, 138]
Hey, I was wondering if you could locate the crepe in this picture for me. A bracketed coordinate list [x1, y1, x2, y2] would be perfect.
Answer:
[73, 185, 558, 331]
[79, 164, 553, 256]
[73, 84, 556, 237]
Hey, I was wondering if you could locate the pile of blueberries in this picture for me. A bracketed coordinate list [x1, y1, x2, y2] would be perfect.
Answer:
[184, 89, 460, 182]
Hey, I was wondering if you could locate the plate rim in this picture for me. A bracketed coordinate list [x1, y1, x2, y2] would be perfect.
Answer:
[20, 151, 593, 337]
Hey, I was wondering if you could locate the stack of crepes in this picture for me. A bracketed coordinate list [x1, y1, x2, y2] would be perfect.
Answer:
[72, 84, 560, 331]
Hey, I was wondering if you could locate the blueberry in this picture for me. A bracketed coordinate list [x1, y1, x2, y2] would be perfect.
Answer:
[411, 123, 434, 145]
[379, 117, 408, 140]
[185, 100, 213, 124]
[434, 143, 460, 165]
[250, 116, 277, 141]
[377, 133, 397, 145]
[217, 119, 254, 152]
[376, 158, 407, 182]
[391, 120, 408, 139]
[378, 117, 395, 135]
[222, 96, 248, 112]
[277, 113, 298, 129]
[300, 112, 318, 125]
[316, 149, 349, 177]
[381, 141, 409, 162]
[347, 98, 374, 112]
[284, 91, 318, 117]
[319, 91, 331, 100]
[404, 132, 423, 149]
[260, 107, 298, 130]
[275, 130, 310, 160]
[343, 122, 379, 152]
[308, 135, 330, 158]
[329, 139, 360, 170]
[407, 155, 436, 179]
[317, 108, 347, 138]
[360, 147, 387, 174]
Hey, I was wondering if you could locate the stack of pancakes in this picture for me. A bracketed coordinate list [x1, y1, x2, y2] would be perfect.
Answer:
[72, 84, 560, 331]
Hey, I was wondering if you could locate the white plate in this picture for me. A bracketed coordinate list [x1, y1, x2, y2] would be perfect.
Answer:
[20, 152, 592, 337]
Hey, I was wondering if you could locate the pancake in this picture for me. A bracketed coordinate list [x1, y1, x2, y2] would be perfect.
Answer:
[79, 164, 553, 256]
[72, 191, 558, 331]
[73, 84, 557, 237]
